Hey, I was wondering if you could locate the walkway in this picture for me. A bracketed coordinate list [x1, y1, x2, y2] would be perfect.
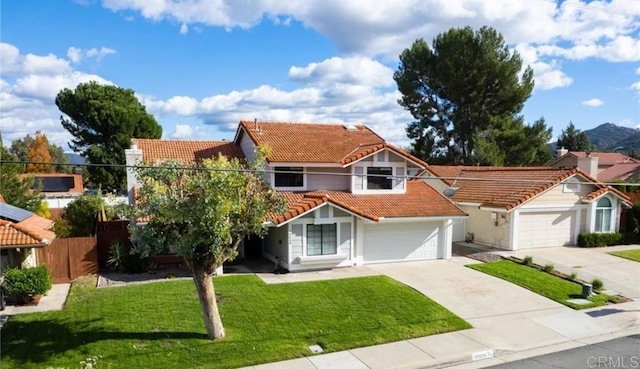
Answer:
[0, 283, 70, 328]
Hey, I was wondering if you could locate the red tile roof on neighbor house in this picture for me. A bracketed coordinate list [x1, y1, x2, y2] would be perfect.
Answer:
[131, 139, 245, 163]
[236, 120, 427, 167]
[426, 166, 631, 211]
[550, 151, 640, 167]
[269, 181, 466, 225]
[0, 215, 56, 248]
[596, 163, 640, 182]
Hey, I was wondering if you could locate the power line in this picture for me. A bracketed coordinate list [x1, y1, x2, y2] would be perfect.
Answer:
[3, 159, 640, 187]
[539, 0, 639, 17]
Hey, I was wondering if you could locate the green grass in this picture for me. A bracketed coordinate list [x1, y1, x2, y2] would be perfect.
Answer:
[608, 248, 640, 262]
[467, 260, 620, 310]
[0, 275, 470, 369]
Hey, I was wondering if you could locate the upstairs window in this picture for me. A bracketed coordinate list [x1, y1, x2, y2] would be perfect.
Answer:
[595, 197, 612, 233]
[367, 167, 393, 190]
[274, 167, 303, 188]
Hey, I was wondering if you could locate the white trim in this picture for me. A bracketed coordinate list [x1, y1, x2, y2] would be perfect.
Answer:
[510, 209, 519, 250]
[298, 254, 348, 265]
[269, 162, 342, 168]
[351, 163, 408, 194]
[479, 207, 508, 213]
[275, 202, 376, 227]
[457, 202, 482, 207]
[341, 147, 427, 169]
[377, 215, 467, 223]
[519, 205, 588, 212]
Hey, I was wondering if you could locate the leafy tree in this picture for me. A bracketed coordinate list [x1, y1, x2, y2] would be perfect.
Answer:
[26, 131, 53, 173]
[556, 122, 593, 152]
[0, 144, 44, 212]
[394, 26, 536, 164]
[63, 195, 104, 237]
[10, 132, 70, 173]
[128, 150, 283, 339]
[55, 82, 162, 191]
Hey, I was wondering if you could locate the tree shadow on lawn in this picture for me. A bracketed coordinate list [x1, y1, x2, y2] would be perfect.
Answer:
[1, 318, 208, 366]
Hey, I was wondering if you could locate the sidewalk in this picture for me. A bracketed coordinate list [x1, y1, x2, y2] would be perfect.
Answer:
[240, 299, 640, 369]
[0, 283, 70, 328]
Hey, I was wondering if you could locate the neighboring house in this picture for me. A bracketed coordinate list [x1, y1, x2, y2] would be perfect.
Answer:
[21, 173, 84, 217]
[126, 121, 466, 272]
[423, 166, 631, 250]
[0, 198, 56, 270]
[549, 149, 640, 182]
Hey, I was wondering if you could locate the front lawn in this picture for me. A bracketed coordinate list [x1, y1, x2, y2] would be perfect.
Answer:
[608, 248, 640, 262]
[467, 260, 619, 310]
[1, 275, 470, 369]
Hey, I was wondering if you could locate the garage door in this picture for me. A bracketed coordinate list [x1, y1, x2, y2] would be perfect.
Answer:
[518, 211, 575, 248]
[363, 222, 440, 263]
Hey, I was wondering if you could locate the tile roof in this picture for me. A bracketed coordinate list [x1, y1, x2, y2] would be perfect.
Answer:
[426, 166, 631, 210]
[269, 181, 466, 225]
[237, 121, 389, 164]
[0, 215, 55, 248]
[131, 139, 245, 163]
[596, 163, 640, 182]
[339, 143, 429, 168]
[550, 151, 640, 167]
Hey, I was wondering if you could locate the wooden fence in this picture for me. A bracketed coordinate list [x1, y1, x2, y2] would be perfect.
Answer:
[37, 237, 98, 284]
[96, 220, 132, 268]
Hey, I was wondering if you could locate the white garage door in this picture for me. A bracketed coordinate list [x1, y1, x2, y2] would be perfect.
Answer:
[518, 211, 575, 249]
[363, 222, 440, 263]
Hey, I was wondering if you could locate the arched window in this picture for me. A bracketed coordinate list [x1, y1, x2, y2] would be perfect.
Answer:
[595, 197, 612, 233]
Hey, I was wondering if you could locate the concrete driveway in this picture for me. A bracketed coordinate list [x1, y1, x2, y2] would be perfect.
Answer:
[368, 258, 563, 322]
[496, 245, 640, 299]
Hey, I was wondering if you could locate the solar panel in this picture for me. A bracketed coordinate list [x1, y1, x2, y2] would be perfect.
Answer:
[32, 176, 75, 192]
[0, 203, 34, 222]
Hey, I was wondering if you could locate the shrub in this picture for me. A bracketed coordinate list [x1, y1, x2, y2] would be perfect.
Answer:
[3, 265, 52, 296]
[63, 195, 108, 237]
[592, 278, 604, 291]
[522, 256, 533, 266]
[542, 263, 555, 273]
[577, 232, 623, 248]
[568, 271, 578, 280]
[107, 241, 126, 273]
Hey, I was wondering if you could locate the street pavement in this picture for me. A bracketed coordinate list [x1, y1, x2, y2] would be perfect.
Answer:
[484, 334, 640, 369]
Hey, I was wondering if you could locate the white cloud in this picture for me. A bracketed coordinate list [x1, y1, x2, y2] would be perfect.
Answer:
[85, 47, 118, 60]
[67, 47, 83, 64]
[0, 43, 113, 148]
[170, 124, 195, 138]
[65, 46, 118, 64]
[582, 98, 604, 107]
[288, 57, 394, 87]
[180, 23, 188, 34]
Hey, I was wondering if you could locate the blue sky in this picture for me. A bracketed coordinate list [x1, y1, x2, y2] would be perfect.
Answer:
[1, 0, 639, 150]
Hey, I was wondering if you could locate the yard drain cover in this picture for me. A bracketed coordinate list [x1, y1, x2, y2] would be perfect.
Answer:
[308, 344, 323, 354]
[567, 298, 592, 305]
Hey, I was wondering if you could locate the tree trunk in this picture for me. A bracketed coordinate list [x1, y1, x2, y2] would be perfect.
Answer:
[192, 265, 225, 340]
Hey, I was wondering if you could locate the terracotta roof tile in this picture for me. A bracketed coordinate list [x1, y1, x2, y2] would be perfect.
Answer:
[0, 215, 55, 247]
[340, 143, 429, 168]
[568, 152, 640, 166]
[237, 121, 387, 163]
[132, 139, 245, 163]
[269, 181, 466, 225]
[596, 163, 640, 182]
[427, 166, 631, 210]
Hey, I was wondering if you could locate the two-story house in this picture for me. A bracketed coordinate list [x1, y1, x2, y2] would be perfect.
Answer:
[126, 121, 466, 272]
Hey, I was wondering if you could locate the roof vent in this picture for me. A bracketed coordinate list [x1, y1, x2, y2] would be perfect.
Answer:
[443, 187, 459, 198]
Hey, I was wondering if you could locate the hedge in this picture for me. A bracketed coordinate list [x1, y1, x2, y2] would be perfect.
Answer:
[3, 265, 52, 296]
[577, 232, 623, 248]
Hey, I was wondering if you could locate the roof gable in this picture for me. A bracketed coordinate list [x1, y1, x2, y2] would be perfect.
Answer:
[269, 181, 466, 225]
[427, 166, 631, 210]
[548, 151, 640, 167]
[236, 120, 387, 164]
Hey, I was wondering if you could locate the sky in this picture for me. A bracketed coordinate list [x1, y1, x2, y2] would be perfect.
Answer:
[1, 0, 639, 151]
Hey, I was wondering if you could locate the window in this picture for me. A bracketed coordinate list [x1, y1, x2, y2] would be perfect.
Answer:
[595, 197, 612, 232]
[274, 167, 303, 187]
[367, 167, 392, 190]
[307, 224, 337, 256]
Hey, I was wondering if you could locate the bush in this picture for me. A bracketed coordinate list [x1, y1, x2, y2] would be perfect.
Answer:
[63, 195, 106, 237]
[3, 266, 52, 296]
[542, 263, 555, 273]
[592, 278, 604, 291]
[569, 271, 578, 280]
[107, 241, 126, 273]
[577, 233, 623, 248]
[522, 255, 533, 266]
